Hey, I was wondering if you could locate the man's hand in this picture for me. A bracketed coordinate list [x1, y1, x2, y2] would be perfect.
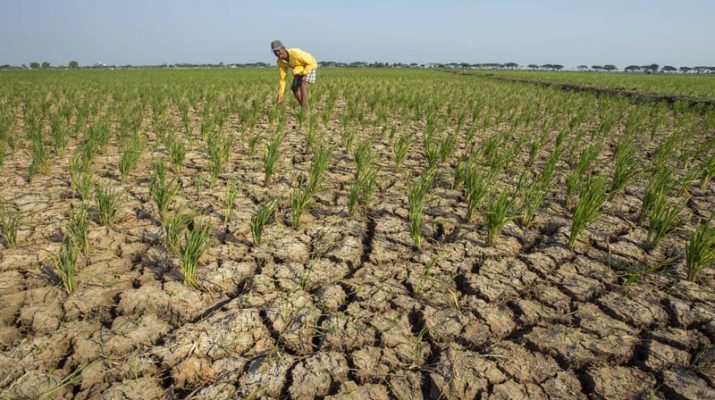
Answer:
[277, 95, 283, 105]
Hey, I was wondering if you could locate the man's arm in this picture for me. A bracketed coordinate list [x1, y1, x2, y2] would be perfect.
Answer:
[291, 49, 317, 76]
[277, 62, 288, 103]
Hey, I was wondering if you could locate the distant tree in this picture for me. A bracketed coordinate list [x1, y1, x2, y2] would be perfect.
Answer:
[553, 64, 564, 71]
[661, 65, 677, 73]
[624, 65, 640, 73]
[591, 65, 603, 71]
[679, 66, 692, 73]
[69, 60, 79, 68]
[642, 64, 659, 73]
[29, 62, 40, 69]
[504, 62, 519, 69]
[41, 61, 50, 69]
[603, 65, 617, 72]
[527, 64, 539, 70]
[577, 65, 589, 71]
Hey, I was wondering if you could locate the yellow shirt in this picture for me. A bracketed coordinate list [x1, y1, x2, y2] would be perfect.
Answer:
[277, 48, 318, 98]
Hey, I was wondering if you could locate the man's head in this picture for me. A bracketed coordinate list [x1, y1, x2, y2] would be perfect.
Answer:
[271, 40, 287, 59]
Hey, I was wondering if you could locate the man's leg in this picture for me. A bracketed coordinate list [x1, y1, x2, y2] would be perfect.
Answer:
[291, 76, 303, 105]
[299, 80, 308, 108]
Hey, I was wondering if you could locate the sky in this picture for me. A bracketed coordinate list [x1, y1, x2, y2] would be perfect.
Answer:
[1, 0, 714, 68]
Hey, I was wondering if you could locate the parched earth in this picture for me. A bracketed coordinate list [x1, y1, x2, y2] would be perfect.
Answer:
[1, 102, 715, 399]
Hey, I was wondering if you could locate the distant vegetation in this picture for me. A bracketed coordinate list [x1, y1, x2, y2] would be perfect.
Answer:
[2, 60, 714, 74]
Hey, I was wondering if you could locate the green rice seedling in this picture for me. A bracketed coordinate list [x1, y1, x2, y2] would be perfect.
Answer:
[167, 138, 186, 174]
[28, 137, 50, 181]
[415, 255, 438, 294]
[87, 119, 111, 154]
[407, 170, 435, 249]
[74, 172, 94, 202]
[646, 196, 685, 249]
[194, 172, 205, 198]
[245, 132, 262, 154]
[180, 222, 213, 286]
[566, 141, 602, 200]
[207, 131, 234, 185]
[94, 184, 121, 226]
[516, 170, 548, 227]
[66, 206, 89, 251]
[439, 133, 456, 163]
[224, 179, 239, 222]
[424, 139, 441, 169]
[55, 241, 79, 295]
[263, 130, 284, 185]
[700, 152, 715, 188]
[638, 169, 673, 224]
[348, 166, 378, 214]
[393, 132, 413, 167]
[162, 211, 193, 254]
[569, 174, 610, 249]
[354, 140, 375, 177]
[686, 216, 715, 282]
[610, 137, 641, 196]
[49, 113, 69, 156]
[150, 161, 179, 221]
[251, 198, 278, 245]
[290, 179, 313, 229]
[621, 257, 676, 288]
[485, 191, 514, 246]
[349, 140, 379, 213]
[340, 127, 355, 150]
[118, 135, 144, 179]
[463, 163, 491, 222]
[0, 203, 20, 247]
[308, 141, 332, 194]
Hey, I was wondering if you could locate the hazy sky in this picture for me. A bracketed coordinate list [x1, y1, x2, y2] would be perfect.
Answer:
[1, 0, 714, 68]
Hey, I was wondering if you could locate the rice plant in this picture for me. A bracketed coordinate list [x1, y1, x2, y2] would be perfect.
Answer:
[407, 170, 435, 249]
[639, 169, 673, 224]
[393, 132, 414, 167]
[462, 162, 491, 222]
[118, 135, 144, 179]
[348, 166, 379, 213]
[610, 137, 641, 195]
[569, 174, 610, 249]
[149, 160, 179, 221]
[647, 196, 685, 248]
[94, 184, 121, 226]
[485, 191, 514, 246]
[167, 138, 186, 173]
[49, 113, 69, 156]
[516, 170, 548, 227]
[207, 131, 234, 185]
[251, 198, 277, 245]
[263, 130, 284, 185]
[0, 203, 20, 247]
[55, 241, 79, 295]
[439, 133, 456, 163]
[180, 222, 213, 286]
[66, 206, 89, 251]
[87, 119, 111, 154]
[700, 152, 715, 188]
[308, 141, 332, 194]
[685, 216, 715, 282]
[162, 212, 193, 254]
[290, 179, 313, 229]
[224, 179, 239, 222]
[28, 135, 50, 181]
[566, 141, 602, 201]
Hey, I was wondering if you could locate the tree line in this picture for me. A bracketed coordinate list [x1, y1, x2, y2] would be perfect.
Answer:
[2, 61, 714, 74]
